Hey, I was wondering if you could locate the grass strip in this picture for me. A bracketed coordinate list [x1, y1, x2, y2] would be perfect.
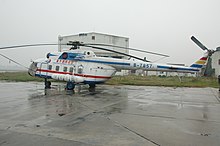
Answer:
[0, 72, 218, 88]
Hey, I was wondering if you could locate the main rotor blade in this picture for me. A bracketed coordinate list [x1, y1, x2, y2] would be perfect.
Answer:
[0, 53, 29, 69]
[84, 45, 150, 62]
[0, 43, 63, 50]
[85, 43, 169, 57]
[191, 36, 209, 51]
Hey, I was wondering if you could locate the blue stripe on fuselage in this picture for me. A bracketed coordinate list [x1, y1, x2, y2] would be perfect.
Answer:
[35, 74, 52, 79]
[190, 64, 203, 68]
[78, 59, 130, 66]
[157, 65, 199, 72]
[83, 80, 105, 84]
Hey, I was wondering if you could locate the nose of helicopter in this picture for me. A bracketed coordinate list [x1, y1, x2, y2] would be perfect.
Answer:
[28, 62, 37, 76]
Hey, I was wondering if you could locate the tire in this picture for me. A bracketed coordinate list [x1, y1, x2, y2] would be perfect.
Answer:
[66, 82, 75, 90]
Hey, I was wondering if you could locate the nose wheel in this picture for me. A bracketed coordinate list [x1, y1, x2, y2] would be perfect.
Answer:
[66, 81, 75, 90]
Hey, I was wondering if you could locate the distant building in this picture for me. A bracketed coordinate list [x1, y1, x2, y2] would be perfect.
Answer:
[200, 48, 220, 77]
[58, 32, 129, 59]
[211, 48, 220, 77]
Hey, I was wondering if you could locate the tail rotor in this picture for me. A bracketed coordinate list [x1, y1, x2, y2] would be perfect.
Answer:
[191, 36, 215, 56]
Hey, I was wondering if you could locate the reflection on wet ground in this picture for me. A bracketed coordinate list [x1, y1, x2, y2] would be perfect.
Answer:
[0, 82, 220, 146]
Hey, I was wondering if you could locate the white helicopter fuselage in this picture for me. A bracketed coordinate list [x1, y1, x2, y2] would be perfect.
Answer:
[28, 49, 205, 85]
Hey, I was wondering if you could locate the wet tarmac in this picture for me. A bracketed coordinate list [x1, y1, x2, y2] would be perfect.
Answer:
[0, 81, 220, 146]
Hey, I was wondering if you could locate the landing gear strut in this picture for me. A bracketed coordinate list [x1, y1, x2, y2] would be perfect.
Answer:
[88, 84, 96, 92]
[44, 78, 51, 89]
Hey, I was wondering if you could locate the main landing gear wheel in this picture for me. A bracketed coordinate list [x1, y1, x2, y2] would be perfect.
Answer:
[66, 81, 75, 90]
[88, 84, 96, 92]
[44, 79, 51, 89]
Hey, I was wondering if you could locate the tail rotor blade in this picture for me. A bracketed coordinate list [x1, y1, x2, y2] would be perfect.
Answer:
[191, 36, 209, 51]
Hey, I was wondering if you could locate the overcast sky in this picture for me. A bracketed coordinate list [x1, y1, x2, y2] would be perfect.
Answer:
[0, 0, 220, 68]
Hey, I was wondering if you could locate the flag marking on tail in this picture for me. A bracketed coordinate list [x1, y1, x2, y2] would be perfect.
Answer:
[190, 57, 208, 68]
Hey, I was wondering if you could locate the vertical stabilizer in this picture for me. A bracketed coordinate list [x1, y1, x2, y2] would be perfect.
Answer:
[190, 53, 208, 69]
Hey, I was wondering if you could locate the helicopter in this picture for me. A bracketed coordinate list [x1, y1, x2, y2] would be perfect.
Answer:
[0, 36, 208, 92]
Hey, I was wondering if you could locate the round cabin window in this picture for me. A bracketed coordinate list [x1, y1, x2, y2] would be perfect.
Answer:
[62, 53, 68, 59]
